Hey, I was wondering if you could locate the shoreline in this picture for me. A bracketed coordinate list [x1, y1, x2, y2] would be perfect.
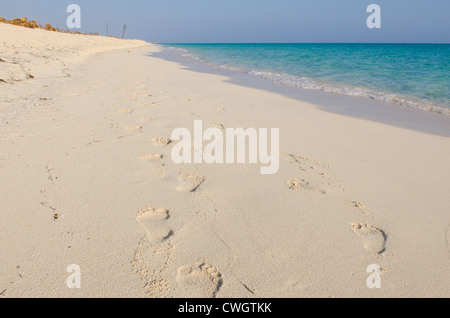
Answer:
[1, 25, 449, 298]
[154, 45, 450, 137]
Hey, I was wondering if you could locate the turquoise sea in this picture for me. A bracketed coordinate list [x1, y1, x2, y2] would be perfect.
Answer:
[165, 44, 450, 114]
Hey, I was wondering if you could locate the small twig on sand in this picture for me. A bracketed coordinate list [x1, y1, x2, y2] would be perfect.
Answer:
[0, 289, 7, 296]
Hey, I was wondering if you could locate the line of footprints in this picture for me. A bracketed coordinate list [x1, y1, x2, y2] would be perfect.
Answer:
[119, 88, 387, 297]
[119, 85, 222, 298]
[133, 151, 387, 298]
[133, 141, 214, 297]
[284, 153, 387, 256]
[134, 140, 217, 297]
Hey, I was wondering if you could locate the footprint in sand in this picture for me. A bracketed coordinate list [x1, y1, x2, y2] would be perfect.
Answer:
[180, 97, 192, 103]
[351, 223, 387, 255]
[134, 93, 153, 97]
[185, 112, 201, 118]
[141, 153, 163, 161]
[351, 201, 373, 218]
[140, 116, 155, 123]
[287, 178, 326, 194]
[141, 153, 165, 177]
[132, 237, 174, 297]
[287, 178, 306, 191]
[136, 207, 173, 243]
[152, 137, 171, 146]
[176, 259, 223, 298]
[124, 125, 142, 132]
[208, 122, 225, 131]
[352, 201, 365, 210]
[139, 102, 156, 107]
[177, 173, 205, 193]
[285, 153, 332, 173]
[118, 109, 133, 114]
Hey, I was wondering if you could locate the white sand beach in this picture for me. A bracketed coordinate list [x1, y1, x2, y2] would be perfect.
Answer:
[0, 22, 449, 298]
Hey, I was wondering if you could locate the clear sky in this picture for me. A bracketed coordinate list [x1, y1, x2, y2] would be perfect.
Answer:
[1, 0, 449, 43]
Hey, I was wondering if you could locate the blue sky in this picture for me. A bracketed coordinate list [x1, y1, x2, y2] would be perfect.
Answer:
[1, 0, 449, 43]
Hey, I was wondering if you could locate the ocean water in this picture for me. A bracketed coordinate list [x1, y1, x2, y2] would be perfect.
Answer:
[164, 44, 450, 114]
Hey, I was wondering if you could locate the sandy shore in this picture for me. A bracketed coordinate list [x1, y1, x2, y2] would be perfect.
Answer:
[0, 23, 449, 298]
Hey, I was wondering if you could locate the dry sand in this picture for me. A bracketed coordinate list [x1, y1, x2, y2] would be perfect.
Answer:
[0, 23, 449, 298]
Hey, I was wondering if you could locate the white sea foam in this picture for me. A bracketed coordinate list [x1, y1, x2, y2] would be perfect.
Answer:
[244, 70, 450, 115]
[163, 46, 450, 115]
